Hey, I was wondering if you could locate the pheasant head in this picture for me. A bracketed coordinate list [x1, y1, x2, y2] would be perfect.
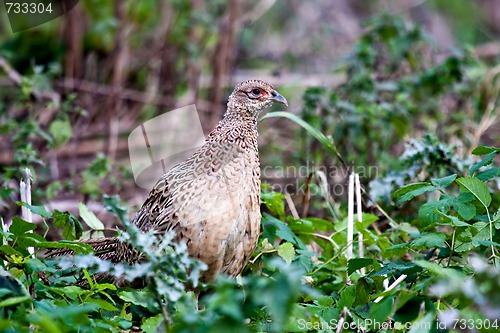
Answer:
[227, 80, 288, 118]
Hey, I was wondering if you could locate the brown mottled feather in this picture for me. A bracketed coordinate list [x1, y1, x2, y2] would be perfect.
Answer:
[48, 80, 287, 283]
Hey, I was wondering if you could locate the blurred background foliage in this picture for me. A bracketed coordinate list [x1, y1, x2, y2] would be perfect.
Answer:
[0, 0, 499, 332]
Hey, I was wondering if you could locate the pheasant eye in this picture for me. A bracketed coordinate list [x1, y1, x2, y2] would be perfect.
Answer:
[252, 88, 261, 95]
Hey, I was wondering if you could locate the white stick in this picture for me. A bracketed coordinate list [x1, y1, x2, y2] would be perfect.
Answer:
[355, 174, 364, 275]
[20, 168, 34, 256]
[346, 173, 354, 262]
[375, 274, 408, 303]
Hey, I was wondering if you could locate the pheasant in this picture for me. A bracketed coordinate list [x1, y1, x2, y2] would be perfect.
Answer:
[52, 80, 287, 283]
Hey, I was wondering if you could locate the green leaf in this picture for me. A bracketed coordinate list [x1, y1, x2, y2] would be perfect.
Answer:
[430, 174, 457, 188]
[472, 239, 500, 247]
[0, 296, 31, 307]
[348, 258, 374, 275]
[418, 201, 449, 224]
[277, 242, 295, 264]
[315, 295, 334, 307]
[452, 199, 476, 221]
[261, 189, 285, 219]
[0, 245, 22, 256]
[17, 203, 52, 218]
[353, 277, 370, 306]
[141, 314, 163, 333]
[476, 167, 500, 182]
[456, 177, 491, 208]
[38, 240, 93, 254]
[338, 285, 356, 309]
[436, 211, 470, 227]
[79, 202, 105, 230]
[49, 118, 73, 147]
[471, 146, 500, 155]
[370, 295, 394, 324]
[393, 183, 436, 204]
[262, 213, 306, 250]
[10, 217, 36, 236]
[0, 267, 30, 298]
[411, 233, 446, 248]
[469, 151, 497, 174]
[414, 260, 464, 279]
[53, 210, 83, 240]
[86, 298, 118, 311]
[103, 195, 128, 223]
[118, 291, 152, 308]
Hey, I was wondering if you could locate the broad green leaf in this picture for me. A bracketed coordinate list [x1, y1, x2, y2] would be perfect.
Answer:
[411, 233, 446, 248]
[118, 291, 151, 307]
[141, 314, 163, 333]
[10, 217, 36, 236]
[456, 177, 491, 208]
[338, 285, 356, 309]
[371, 262, 420, 277]
[415, 260, 464, 279]
[348, 258, 374, 275]
[53, 210, 83, 240]
[353, 277, 370, 306]
[418, 201, 449, 224]
[277, 242, 295, 264]
[79, 202, 105, 230]
[393, 183, 436, 204]
[370, 295, 394, 324]
[384, 243, 408, 258]
[471, 146, 500, 155]
[0, 245, 22, 256]
[0, 267, 30, 298]
[49, 118, 73, 147]
[472, 239, 500, 247]
[430, 174, 457, 188]
[476, 167, 500, 182]
[262, 213, 306, 250]
[261, 190, 285, 219]
[301, 217, 333, 232]
[86, 298, 118, 311]
[0, 296, 31, 307]
[315, 295, 334, 307]
[452, 199, 476, 221]
[17, 203, 52, 218]
[38, 240, 93, 254]
[436, 211, 470, 227]
[469, 151, 497, 174]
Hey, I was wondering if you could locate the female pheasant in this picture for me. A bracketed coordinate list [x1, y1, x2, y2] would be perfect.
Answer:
[56, 80, 287, 282]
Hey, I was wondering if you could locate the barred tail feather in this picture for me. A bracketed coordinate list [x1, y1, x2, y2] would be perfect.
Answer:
[46, 237, 121, 262]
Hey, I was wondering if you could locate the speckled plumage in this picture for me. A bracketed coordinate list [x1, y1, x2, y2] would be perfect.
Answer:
[49, 80, 287, 283]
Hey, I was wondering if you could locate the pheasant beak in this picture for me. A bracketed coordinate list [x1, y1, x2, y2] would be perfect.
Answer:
[269, 90, 288, 106]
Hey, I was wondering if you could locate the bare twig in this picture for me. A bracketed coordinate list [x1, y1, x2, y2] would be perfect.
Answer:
[0, 55, 22, 85]
[0, 55, 60, 103]
[210, 0, 242, 127]
[285, 192, 300, 219]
